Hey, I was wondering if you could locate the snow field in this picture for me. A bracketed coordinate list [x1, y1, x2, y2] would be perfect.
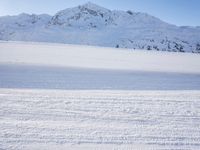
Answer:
[0, 41, 200, 74]
[0, 89, 200, 150]
[1, 41, 200, 149]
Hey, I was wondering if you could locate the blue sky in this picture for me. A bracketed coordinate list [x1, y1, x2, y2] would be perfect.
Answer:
[0, 0, 199, 26]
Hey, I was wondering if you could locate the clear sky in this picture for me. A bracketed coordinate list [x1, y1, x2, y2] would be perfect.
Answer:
[0, 0, 199, 26]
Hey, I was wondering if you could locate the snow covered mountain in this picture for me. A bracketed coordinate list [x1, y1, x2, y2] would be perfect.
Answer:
[0, 2, 200, 53]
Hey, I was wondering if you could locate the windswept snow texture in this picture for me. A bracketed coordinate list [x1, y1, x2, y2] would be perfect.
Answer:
[0, 2, 200, 53]
[1, 89, 200, 150]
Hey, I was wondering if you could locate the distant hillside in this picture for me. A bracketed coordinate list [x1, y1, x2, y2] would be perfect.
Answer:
[0, 2, 200, 53]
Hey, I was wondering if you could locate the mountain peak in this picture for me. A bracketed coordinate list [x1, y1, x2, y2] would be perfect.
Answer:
[78, 2, 110, 12]
[82, 1, 98, 7]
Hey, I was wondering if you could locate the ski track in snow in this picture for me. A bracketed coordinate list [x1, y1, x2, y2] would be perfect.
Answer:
[0, 89, 200, 150]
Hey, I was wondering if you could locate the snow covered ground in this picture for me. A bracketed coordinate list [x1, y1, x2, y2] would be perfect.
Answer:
[1, 89, 200, 150]
[0, 41, 200, 149]
[0, 41, 200, 74]
[0, 64, 200, 90]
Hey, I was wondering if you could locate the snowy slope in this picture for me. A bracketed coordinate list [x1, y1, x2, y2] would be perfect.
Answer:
[0, 2, 200, 53]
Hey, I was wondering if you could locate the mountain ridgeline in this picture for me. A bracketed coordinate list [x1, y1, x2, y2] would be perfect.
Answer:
[0, 2, 200, 53]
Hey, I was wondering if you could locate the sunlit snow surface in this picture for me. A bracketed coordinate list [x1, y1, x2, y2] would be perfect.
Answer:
[0, 41, 200, 149]
[1, 90, 200, 150]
